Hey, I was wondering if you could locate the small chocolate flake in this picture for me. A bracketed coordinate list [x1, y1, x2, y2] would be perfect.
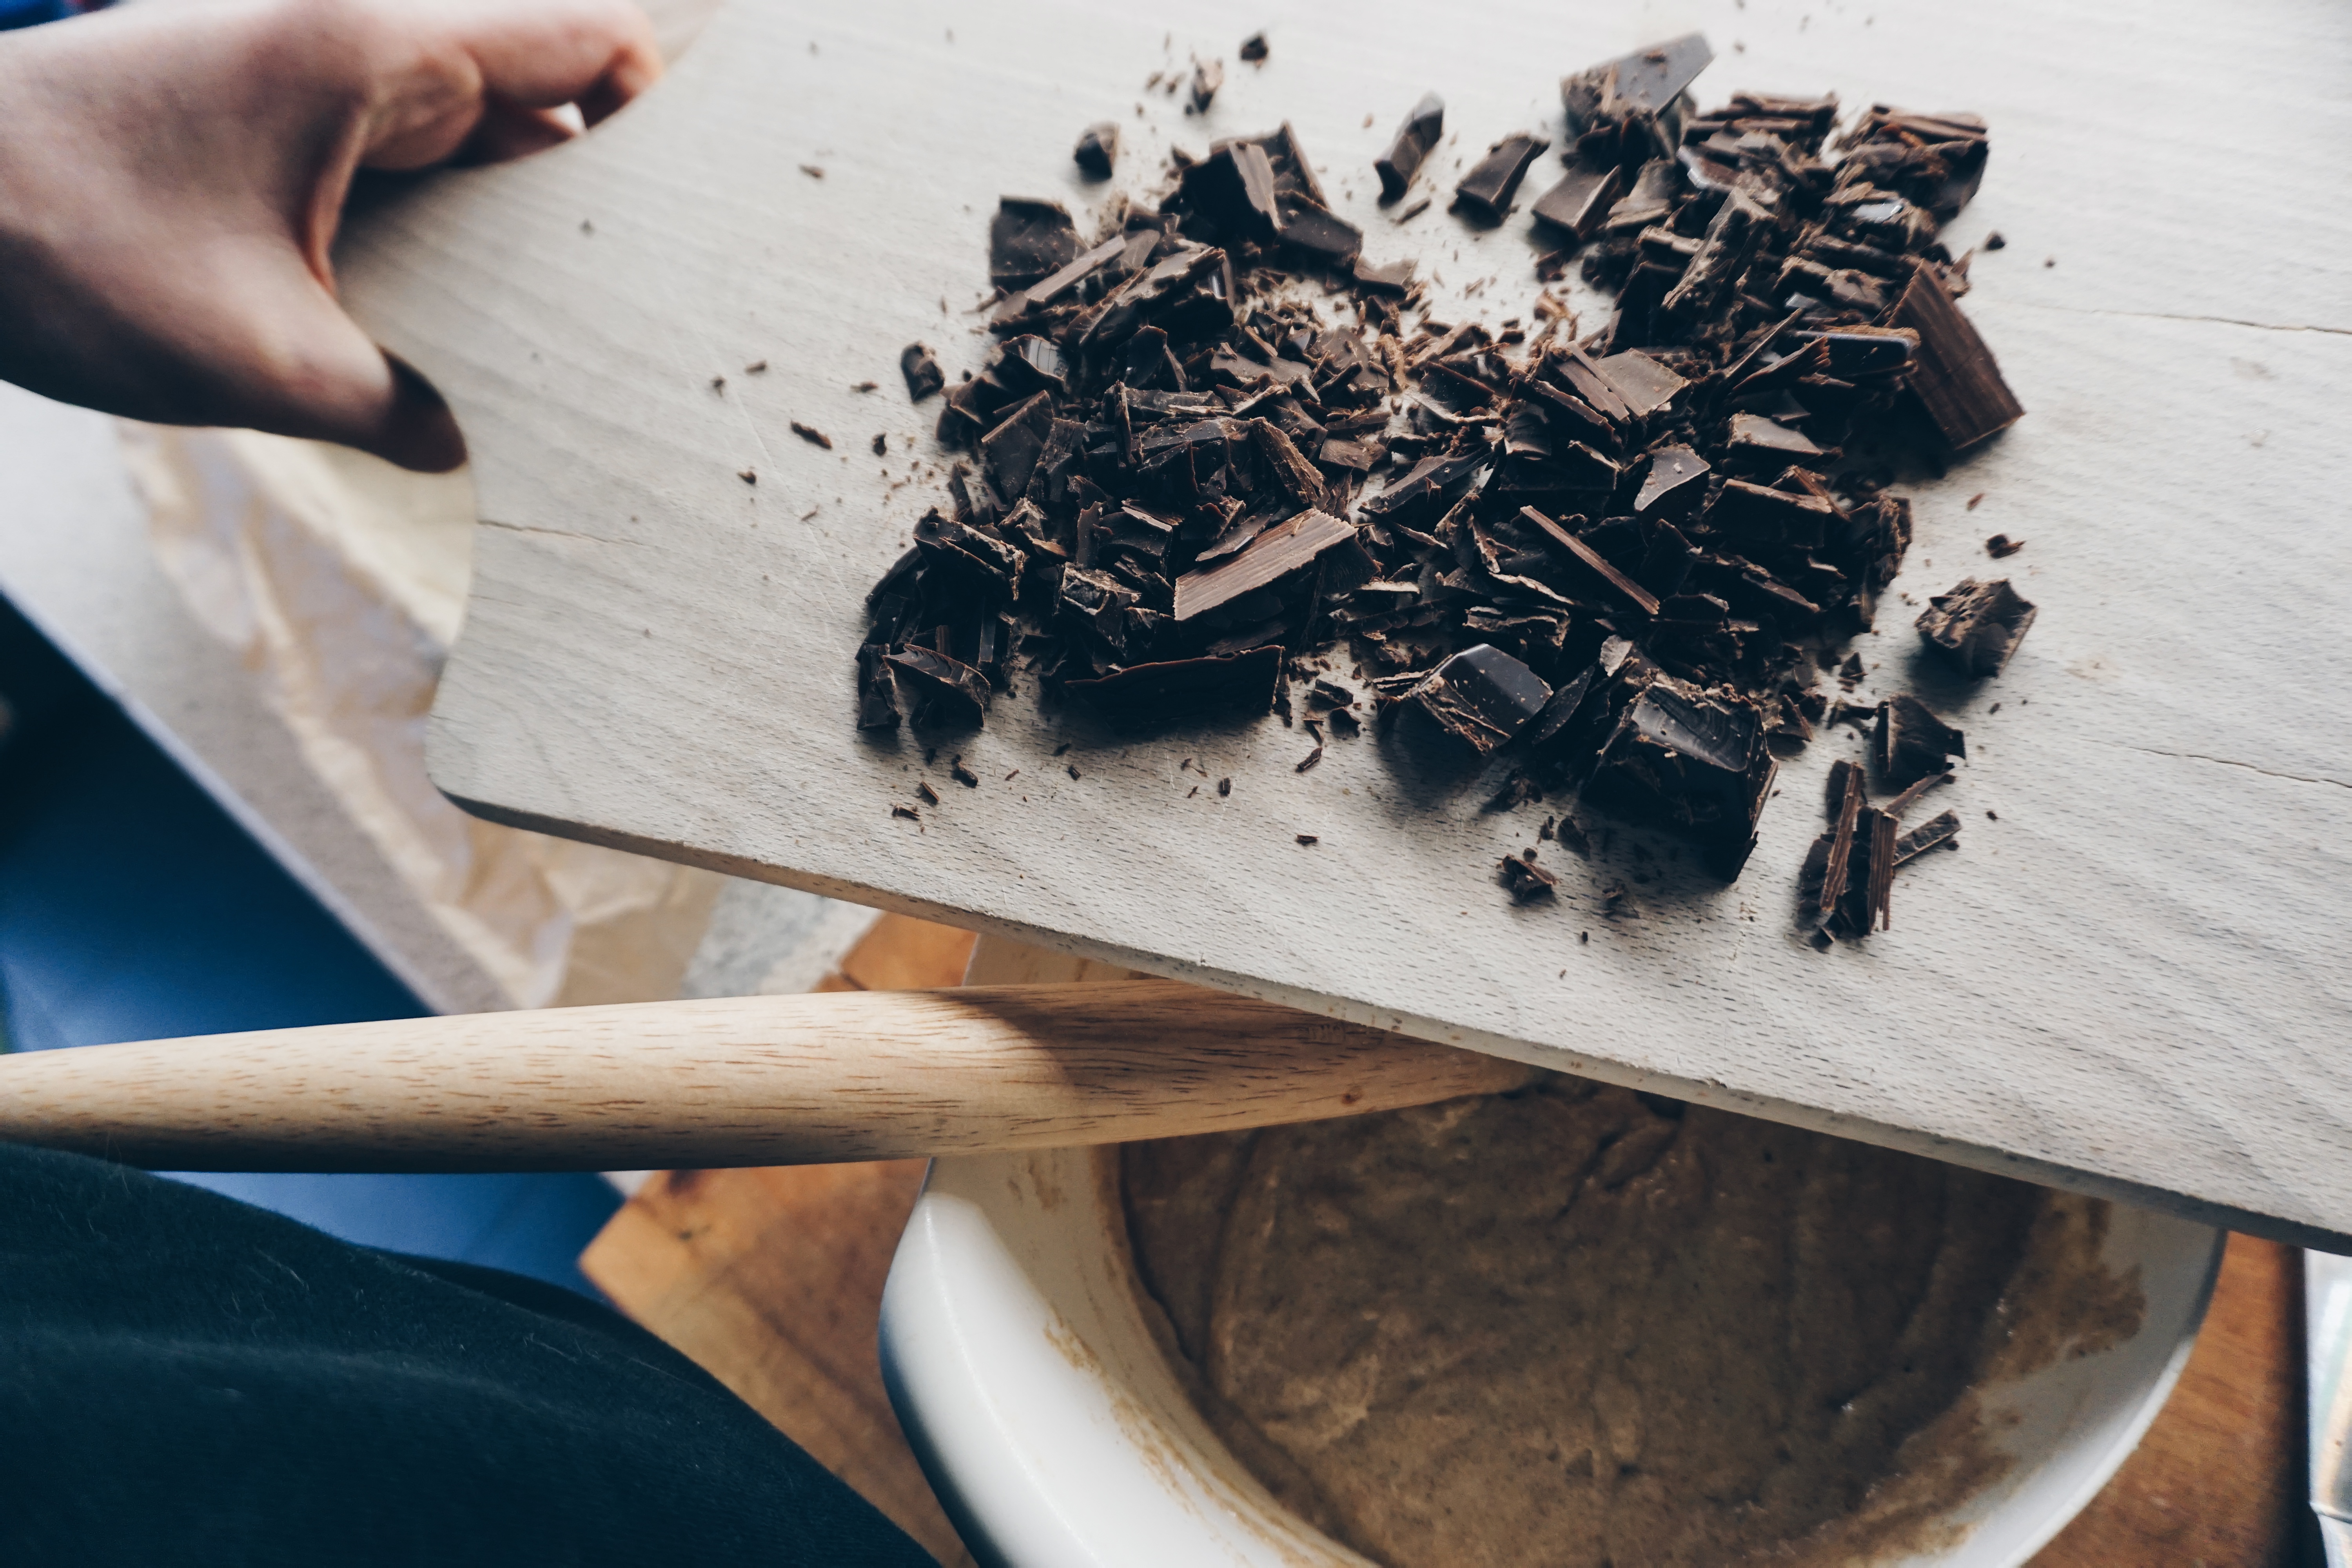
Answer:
[1966, 492, 1987, 510]
[1296, 745, 1325, 773]
[1894, 809, 1962, 864]
[872, 432, 887, 456]
[1579, 931, 1590, 944]
[1189, 58, 1223, 112]
[711, 375, 727, 391]
[1005, 769, 1020, 781]
[1188, 785, 1199, 797]
[1497, 850, 1559, 903]
[1394, 196, 1432, 223]
[1218, 777, 1233, 796]
[1074, 121, 1120, 180]
[916, 781, 941, 806]
[852, 380, 878, 393]
[1984, 231, 2007, 250]
[738, 469, 757, 484]
[791, 421, 834, 449]
[1874, 693, 1966, 789]
[1297, 833, 1319, 845]
[1067, 763, 1082, 779]
[800, 164, 825, 180]
[892, 804, 920, 821]
[1238, 31, 1268, 62]
[951, 757, 981, 788]
[1984, 533, 2024, 558]
[745, 360, 769, 374]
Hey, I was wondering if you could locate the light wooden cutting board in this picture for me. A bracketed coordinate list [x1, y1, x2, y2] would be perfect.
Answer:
[337, 0, 2352, 1246]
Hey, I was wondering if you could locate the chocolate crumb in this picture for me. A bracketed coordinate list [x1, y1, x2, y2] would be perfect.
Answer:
[1296, 745, 1325, 773]
[1297, 833, 1319, 845]
[1966, 493, 1986, 510]
[1218, 778, 1233, 796]
[872, 433, 888, 457]
[745, 360, 769, 373]
[916, 781, 941, 806]
[1497, 848, 1559, 903]
[900, 344, 947, 402]
[1984, 533, 2024, 558]
[1067, 763, 1082, 779]
[1238, 31, 1268, 62]
[951, 757, 981, 788]
[1983, 231, 2006, 250]
[790, 421, 833, 449]
[738, 469, 757, 484]
[892, 804, 920, 821]
[800, 164, 824, 180]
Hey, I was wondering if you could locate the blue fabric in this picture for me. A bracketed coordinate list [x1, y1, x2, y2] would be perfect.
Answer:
[0, 0, 74, 31]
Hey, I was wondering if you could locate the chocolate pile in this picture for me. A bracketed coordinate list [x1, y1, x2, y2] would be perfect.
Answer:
[857, 34, 2027, 924]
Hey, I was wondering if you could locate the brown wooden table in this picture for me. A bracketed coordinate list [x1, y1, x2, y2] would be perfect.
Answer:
[580, 916, 2305, 1568]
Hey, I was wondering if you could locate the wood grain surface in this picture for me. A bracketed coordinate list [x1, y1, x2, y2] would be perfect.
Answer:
[338, 0, 2352, 1246]
[0, 978, 1529, 1171]
[583, 920, 2307, 1568]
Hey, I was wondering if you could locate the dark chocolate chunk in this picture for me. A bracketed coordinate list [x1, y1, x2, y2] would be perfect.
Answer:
[1217, 777, 1232, 796]
[1593, 350, 1686, 416]
[1173, 509, 1353, 620]
[1894, 808, 1961, 864]
[1561, 34, 1715, 131]
[1497, 848, 1559, 904]
[900, 343, 946, 402]
[989, 197, 1080, 289]
[1374, 92, 1445, 202]
[855, 645, 901, 730]
[1352, 256, 1415, 293]
[1239, 32, 1269, 62]
[1985, 533, 2024, 558]
[1404, 644, 1553, 755]
[1873, 693, 1965, 789]
[790, 421, 832, 449]
[1530, 163, 1624, 240]
[885, 646, 991, 728]
[1453, 133, 1549, 225]
[1586, 678, 1774, 879]
[1633, 445, 1710, 516]
[1726, 413, 1826, 461]
[1278, 199, 1365, 265]
[1064, 645, 1283, 728]
[1916, 577, 2036, 676]
[1074, 122, 1120, 180]
[1890, 269, 2024, 450]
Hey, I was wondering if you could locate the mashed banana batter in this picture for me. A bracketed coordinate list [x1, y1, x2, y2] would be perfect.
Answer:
[1122, 1080, 2141, 1568]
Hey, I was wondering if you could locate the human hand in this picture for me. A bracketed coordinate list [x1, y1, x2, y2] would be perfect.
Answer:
[0, 0, 663, 471]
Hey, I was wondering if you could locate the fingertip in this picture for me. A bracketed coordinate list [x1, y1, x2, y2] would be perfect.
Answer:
[367, 355, 469, 472]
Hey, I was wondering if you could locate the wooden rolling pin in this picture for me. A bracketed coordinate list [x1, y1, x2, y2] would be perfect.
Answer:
[0, 981, 1533, 1171]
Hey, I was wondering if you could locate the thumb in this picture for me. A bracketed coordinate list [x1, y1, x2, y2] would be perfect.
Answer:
[207, 244, 467, 472]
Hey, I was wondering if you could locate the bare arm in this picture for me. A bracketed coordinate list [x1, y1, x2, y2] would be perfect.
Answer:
[0, 0, 662, 470]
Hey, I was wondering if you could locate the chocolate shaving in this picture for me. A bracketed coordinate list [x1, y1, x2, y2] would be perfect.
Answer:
[1894, 808, 1961, 863]
[790, 421, 833, 449]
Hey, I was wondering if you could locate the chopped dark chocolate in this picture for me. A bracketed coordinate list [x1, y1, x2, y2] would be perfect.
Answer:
[916, 781, 941, 806]
[951, 757, 981, 788]
[1297, 833, 1319, 845]
[1894, 808, 1961, 864]
[852, 63, 2027, 924]
[900, 344, 946, 403]
[1985, 533, 2024, 558]
[989, 197, 1080, 289]
[855, 644, 900, 730]
[892, 804, 920, 822]
[1405, 644, 1553, 756]
[1890, 269, 2024, 450]
[790, 421, 833, 449]
[1498, 848, 1559, 903]
[885, 646, 991, 728]
[1065, 646, 1286, 730]
[1530, 163, 1624, 240]
[1073, 121, 1120, 180]
[1884, 769, 1952, 820]
[1239, 31, 1268, 62]
[1873, 693, 1965, 789]
[1375, 92, 1445, 202]
[1917, 577, 2036, 676]
[1453, 133, 1549, 225]
[1296, 744, 1324, 773]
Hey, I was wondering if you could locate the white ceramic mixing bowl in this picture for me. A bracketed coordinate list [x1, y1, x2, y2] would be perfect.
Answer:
[880, 1145, 2222, 1568]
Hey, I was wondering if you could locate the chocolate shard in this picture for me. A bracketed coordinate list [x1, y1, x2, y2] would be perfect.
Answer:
[1659, 189, 1768, 323]
[1352, 256, 1414, 293]
[1190, 57, 1224, 112]
[989, 197, 1080, 289]
[1561, 34, 1716, 131]
[1074, 121, 1120, 180]
[1522, 506, 1661, 616]
[1917, 577, 2036, 677]
[1278, 199, 1364, 265]
[1726, 412, 1826, 460]
[1817, 759, 1864, 915]
[855, 645, 901, 730]
[885, 646, 991, 729]
[1022, 235, 1126, 307]
[1065, 645, 1283, 730]
[1894, 808, 1962, 864]
[1405, 644, 1553, 756]
[1249, 418, 1327, 508]
[1238, 31, 1268, 62]
[1873, 693, 1965, 789]
[1453, 133, 1550, 225]
[1530, 163, 1625, 240]
[979, 391, 1056, 499]
[1586, 678, 1775, 878]
[1884, 769, 1952, 820]
[1801, 327, 1916, 378]
[1634, 446, 1710, 517]
[1375, 92, 1446, 202]
[1497, 848, 1559, 903]
[1704, 478, 1835, 550]
[1172, 508, 1354, 620]
[1593, 350, 1686, 417]
[1890, 269, 2024, 450]
[899, 343, 946, 403]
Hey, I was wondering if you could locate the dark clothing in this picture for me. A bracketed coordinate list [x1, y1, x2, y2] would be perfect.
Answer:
[0, 1142, 931, 1566]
